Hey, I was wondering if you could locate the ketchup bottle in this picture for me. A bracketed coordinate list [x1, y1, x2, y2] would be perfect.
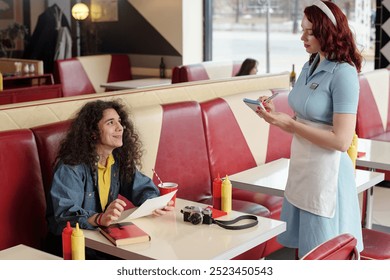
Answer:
[71, 223, 85, 260]
[213, 173, 222, 210]
[62, 221, 72, 260]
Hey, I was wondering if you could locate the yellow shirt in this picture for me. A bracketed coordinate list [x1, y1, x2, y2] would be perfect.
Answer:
[97, 154, 115, 211]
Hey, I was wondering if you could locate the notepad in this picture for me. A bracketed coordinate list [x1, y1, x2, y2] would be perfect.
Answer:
[243, 97, 265, 111]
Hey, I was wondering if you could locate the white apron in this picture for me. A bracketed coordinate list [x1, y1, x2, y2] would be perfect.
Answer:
[285, 118, 341, 218]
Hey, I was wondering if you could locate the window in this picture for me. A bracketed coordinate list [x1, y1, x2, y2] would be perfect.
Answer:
[209, 0, 375, 75]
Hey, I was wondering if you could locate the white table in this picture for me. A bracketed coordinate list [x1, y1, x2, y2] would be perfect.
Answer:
[355, 138, 390, 228]
[84, 198, 286, 260]
[356, 138, 390, 170]
[101, 78, 171, 90]
[229, 158, 385, 228]
[0, 244, 62, 260]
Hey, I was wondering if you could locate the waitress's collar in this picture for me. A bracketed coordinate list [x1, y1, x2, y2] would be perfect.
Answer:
[318, 57, 338, 73]
[303, 53, 338, 74]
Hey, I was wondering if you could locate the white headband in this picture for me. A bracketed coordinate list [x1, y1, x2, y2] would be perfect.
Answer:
[313, 1, 337, 27]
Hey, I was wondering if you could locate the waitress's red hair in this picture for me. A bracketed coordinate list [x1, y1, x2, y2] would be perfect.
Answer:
[304, 1, 363, 72]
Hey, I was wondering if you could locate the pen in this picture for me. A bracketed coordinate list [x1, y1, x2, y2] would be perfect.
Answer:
[264, 92, 280, 103]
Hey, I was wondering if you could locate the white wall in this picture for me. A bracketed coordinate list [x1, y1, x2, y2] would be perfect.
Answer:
[182, 0, 203, 64]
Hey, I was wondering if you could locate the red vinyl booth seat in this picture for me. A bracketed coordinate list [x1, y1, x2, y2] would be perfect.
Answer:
[356, 69, 390, 141]
[301, 233, 359, 260]
[356, 69, 390, 181]
[172, 61, 243, 84]
[0, 129, 47, 251]
[0, 84, 62, 105]
[360, 228, 390, 260]
[31, 120, 72, 198]
[54, 54, 132, 97]
[139, 101, 271, 259]
[200, 89, 293, 257]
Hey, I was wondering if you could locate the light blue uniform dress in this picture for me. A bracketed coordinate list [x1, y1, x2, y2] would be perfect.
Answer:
[277, 54, 364, 258]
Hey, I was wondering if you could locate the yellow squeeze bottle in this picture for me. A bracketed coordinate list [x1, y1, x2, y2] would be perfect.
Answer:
[347, 133, 358, 169]
[71, 223, 85, 260]
[0, 71, 3, 91]
[352, 133, 358, 148]
[221, 175, 232, 213]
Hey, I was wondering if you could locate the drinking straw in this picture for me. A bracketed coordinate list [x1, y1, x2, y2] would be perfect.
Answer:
[152, 168, 164, 186]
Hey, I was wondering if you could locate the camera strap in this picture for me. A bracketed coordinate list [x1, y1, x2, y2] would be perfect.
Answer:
[213, 215, 258, 230]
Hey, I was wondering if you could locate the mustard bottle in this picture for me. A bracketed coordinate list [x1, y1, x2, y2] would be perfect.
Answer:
[347, 133, 358, 169]
[352, 133, 358, 148]
[71, 223, 85, 260]
[221, 175, 232, 213]
[0, 71, 3, 91]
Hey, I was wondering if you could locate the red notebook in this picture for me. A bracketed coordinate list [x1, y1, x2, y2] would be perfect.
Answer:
[99, 222, 151, 246]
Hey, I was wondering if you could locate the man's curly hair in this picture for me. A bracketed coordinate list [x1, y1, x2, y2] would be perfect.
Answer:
[55, 99, 143, 183]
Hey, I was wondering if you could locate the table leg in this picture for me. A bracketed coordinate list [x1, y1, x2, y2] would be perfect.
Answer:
[365, 187, 374, 229]
[364, 167, 376, 229]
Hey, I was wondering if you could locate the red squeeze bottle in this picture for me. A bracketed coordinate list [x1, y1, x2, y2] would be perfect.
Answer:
[213, 173, 222, 210]
[62, 221, 72, 260]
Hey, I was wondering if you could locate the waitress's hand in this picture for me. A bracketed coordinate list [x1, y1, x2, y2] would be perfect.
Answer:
[257, 109, 295, 134]
[257, 96, 276, 113]
[153, 200, 175, 216]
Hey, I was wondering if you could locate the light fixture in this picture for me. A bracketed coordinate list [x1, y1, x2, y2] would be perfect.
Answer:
[72, 3, 89, 21]
[72, 2, 90, 57]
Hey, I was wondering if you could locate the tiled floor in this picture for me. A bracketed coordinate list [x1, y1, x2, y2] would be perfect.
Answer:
[265, 185, 390, 260]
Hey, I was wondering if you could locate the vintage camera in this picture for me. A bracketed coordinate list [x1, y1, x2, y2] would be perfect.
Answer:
[180, 206, 213, 225]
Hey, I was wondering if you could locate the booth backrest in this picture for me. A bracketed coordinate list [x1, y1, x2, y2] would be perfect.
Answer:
[31, 120, 72, 197]
[171, 66, 181, 84]
[0, 129, 47, 250]
[0, 85, 62, 106]
[172, 60, 243, 83]
[355, 68, 390, 181]
[132, 101, 212, 202]
[356, 68, 390, 141]
[265, 89, 295, 162]
[132, 99, 273, 260]
[200, 89, 293, 181]
[199, 88, 293, 257]
[54, 54, 132, 97]
[301, 233, 359, 260]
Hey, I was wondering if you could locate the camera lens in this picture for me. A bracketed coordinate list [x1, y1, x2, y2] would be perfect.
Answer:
[189, 212, 203, 225]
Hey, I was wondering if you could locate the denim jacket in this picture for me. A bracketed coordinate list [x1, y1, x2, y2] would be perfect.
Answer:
[47, 160, 159, 235]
